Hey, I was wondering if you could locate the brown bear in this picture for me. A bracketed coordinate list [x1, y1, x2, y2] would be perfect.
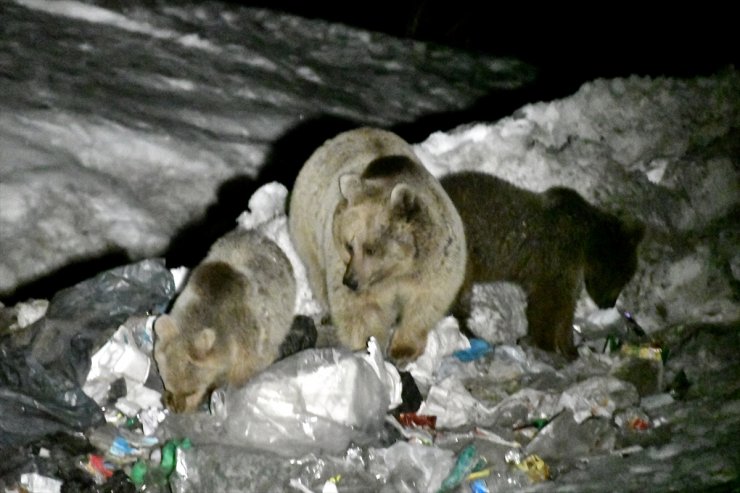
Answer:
[440, 171, 644, 358]
[154, 228, 295, 412]
[288, 127, 466, 364]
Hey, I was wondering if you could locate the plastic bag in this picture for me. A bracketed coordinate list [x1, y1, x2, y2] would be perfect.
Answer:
[213, 345, 393, 456]
[6, 259, 175, 386]
[0, 259, 174, 465]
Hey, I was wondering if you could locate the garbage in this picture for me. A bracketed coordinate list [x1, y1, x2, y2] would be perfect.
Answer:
[465, 282, 528, 345]
[614, 408, 651, 431]
[558, 376, 640, 424]
[83, 317, 163, 416]
[397, 413, 438, 430]
[0, 348, 105, 451]
[405, 317, 470, 391]
[160, 338, 400, 458]
[9, 259, 175, 386]
[1, 237, 736, 492]
[77, 454, 115, 485]
[15, 299, 50, 330]
[640, 392, 675, 410]
[417, 377, 492, 429]
[620, 343, 663, 361]
[525, 409, 617, 462]
[86, 424, 159, 466]
[171, 443, 381, 493]
[371, 441, 456, 493]
[437, 444, 483, 492]
[505, 450, 550, 482]
[128, 438, 191, 491]
[453, 339, 493, 362]
[610, 354, 664, 397]
[19, 472, 63, 493]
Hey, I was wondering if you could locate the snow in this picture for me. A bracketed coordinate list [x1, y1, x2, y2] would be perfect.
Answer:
[1, 0, 739, 491]
[1, 0, 533, 299]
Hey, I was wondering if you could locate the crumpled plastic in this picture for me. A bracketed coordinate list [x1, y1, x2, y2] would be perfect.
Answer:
[371, 441, 455, 492]
[0, 258, 175, 480]
[0, 348, 104, 452]
[162, 339, 400, 458]
[558, 376, 640, 424]
[467, 281, 528, 345]
[405, 316, 470, 392]
[83, 317, 163, 417]
[214, 342, 395, 456]
[6, 259, 175, 386]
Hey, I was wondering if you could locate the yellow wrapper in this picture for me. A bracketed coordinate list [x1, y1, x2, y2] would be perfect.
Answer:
[515, 454, 550, 482]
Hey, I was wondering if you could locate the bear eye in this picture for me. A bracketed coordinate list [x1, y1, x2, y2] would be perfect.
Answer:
[345, 242, 353, 253]
[364, 246, 376, 256]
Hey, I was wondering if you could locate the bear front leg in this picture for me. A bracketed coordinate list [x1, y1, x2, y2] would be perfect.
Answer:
[389, 293, 449, 365]
[526, 282, 578, 359]
[330, 293, 396, 351]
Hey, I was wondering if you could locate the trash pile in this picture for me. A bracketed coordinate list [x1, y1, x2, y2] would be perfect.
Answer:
[1, 185, 738, 492]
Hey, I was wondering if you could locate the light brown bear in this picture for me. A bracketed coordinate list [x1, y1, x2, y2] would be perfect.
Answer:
[154, 229, 295, 412]
[288, 127, 466, 363]
[440, 171, 644, 359]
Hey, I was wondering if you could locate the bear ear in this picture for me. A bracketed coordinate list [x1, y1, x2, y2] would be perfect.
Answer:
[390, 183, 420, 219]
[338, 173, 363, 203]
[154, 315, 180, 344]
[189, 328, 217, 360]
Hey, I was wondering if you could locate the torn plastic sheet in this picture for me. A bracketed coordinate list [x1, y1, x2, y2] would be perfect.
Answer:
[162, 340, 398, 457]
[0, 348, 104, 452]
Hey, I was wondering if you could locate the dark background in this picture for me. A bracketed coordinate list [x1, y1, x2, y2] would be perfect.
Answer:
[240, 1, 737, 94]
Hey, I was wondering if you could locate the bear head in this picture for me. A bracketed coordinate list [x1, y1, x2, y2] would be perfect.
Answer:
[153, 314, 227, 412]
[332, 172, 422, 292]
[584, 214, 645, 308]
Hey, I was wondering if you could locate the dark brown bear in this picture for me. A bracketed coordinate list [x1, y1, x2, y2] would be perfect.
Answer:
[441, 171, 644, 359]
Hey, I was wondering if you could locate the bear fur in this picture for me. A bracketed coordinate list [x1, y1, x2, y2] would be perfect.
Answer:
[440, 171, 644, 358]
[288, 127, 466, 363]
[154, 229, 295, 412]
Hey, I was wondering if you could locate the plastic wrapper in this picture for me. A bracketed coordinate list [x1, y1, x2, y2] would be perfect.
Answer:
[485, 388, 561, 430]
[405, 317, 470, 392]
[437, 444, 481, 492]
[215, 346, 392, 456]
[5, 258, 175, 386]
[171, 444, 381, 493]
[417, 377, 492, 429]
[558, 376, 639, 424]
[505, 451, 550, 482]
[369, 441, 455, 493]
[466, 281, 528, 345]
[19, 472, 63, 493]
[83, 317, 163, 417]
[525, 410, 617, 462]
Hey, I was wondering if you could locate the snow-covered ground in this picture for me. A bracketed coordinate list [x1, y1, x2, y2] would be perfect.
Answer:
[1, 0, 739, 491]
[0, 0, 532, 299]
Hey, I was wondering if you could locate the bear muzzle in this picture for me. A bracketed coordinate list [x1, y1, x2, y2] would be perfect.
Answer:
[342, 266, 359, 291]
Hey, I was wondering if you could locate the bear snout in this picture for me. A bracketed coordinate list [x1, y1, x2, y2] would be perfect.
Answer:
[343, 266, 359, 291]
